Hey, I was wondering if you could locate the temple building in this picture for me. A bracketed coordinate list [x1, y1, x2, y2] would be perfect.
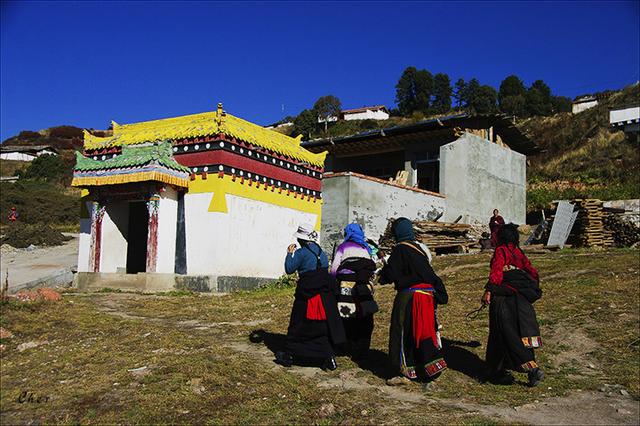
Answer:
[73, 104, 326, 292]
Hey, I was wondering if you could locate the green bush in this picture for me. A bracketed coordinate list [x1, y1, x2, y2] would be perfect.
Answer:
[262, 274, 298, 289]
[0, 181, 80, 226]
[17, 154, 72, 184]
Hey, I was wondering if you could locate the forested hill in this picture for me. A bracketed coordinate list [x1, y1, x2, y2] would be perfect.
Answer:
[519, 84, 639, 209]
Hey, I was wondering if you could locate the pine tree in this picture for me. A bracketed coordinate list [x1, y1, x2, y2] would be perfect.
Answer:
[395, 67, 419, 115]
[395, 67, 433, 115]
[453, 78, 467, 109]
[292, 109, 317, 140]
[498, 75, 527, 116]
[432, 73, 452, 114]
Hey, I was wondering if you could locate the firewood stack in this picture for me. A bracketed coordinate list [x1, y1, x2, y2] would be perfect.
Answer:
[604, 213, 640, 247]
[378, 219, 479, 253]
[572, 199, 615, 248]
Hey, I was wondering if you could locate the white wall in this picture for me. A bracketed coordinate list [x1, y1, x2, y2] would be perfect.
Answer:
[100, 202, 129, 273]
[439, 133, 526, 225]
[343, 110, 389, 121]
[184, 193, 318, 278]
[610, 106, 640, 125]
[320, 173, 446, 252]
[0, 152, 36, 161]
[155, 187, 178, 273]
[572, 100, 598, 114]
[77, 203, 92, 273]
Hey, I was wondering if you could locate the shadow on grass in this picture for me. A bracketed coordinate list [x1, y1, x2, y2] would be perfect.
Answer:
[249, 330, 491, 382]
[249, 329, 328, 368]
[442, 338, 490, 382]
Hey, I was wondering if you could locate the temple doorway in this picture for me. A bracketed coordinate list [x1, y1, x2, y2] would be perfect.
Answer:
[126, 202, 149, 273]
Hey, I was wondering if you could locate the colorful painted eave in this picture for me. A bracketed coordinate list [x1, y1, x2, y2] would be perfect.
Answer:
[83, 104, 327, 168]
[72, 141, 190, 188]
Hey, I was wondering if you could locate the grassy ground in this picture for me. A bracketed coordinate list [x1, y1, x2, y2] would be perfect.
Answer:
[1, 249, 638, 424]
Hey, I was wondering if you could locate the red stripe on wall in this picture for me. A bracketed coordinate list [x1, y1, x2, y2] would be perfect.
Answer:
[176, 150, 322, 191]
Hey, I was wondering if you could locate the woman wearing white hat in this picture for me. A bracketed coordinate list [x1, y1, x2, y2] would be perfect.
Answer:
[276, 224, 346, 370]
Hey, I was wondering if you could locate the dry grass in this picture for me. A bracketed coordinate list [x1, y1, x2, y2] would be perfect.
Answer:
[1, 248, 638, 424]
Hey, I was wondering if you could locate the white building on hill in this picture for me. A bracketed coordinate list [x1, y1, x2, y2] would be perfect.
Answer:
[572, 96, 598, 114]
[342, 105, 389, 121]
[0, 145, 58, 161]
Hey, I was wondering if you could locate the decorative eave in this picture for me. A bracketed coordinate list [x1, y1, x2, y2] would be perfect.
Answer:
[82, 103, 327, 167]
[72, 141, 190, 188]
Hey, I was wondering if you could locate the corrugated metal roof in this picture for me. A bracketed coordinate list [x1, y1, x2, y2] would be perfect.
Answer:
[302, 114, 539, 155]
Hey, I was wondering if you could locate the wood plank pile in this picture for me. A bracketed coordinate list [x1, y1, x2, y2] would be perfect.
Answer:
[571, 199, 615, 248]
[604, 213, 640, 247]
[378, 219, 479, 253]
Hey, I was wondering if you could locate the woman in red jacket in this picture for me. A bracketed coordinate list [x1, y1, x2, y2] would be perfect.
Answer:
[482, 223, 545, 387]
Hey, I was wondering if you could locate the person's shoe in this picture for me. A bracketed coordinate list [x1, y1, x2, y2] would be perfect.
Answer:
[322, 356, 338, 371]
[491, 370, 515, 385]
[527, 368, 545, 387]
[275, 351, 293, 367]
[386, 376, 412, 386]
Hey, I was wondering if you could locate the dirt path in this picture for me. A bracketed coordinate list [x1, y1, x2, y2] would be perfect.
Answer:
[90, 293, 640, 425]
[1, 234, 78, 292]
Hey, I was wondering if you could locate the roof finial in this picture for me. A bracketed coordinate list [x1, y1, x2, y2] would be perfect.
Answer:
[215, 102, 226, 126]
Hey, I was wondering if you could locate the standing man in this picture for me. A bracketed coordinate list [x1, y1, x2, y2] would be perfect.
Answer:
[489, 209, 505, 248]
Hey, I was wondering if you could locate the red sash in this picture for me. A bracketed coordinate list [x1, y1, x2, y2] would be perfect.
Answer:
[306, 294, 327, 320]
[410, 284, 437, 348]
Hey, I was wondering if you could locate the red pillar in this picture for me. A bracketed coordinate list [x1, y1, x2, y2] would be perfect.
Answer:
[89, 201, 105, 272]
[146, 195, 160, 273]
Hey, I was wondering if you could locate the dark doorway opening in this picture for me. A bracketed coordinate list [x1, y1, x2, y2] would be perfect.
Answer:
[126, 202, 149, 273]
[416, 161, 439, 192]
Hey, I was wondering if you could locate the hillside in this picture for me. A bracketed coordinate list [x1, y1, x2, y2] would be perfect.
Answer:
[519, 84, 639, 210]
[1, 125, 111, 151]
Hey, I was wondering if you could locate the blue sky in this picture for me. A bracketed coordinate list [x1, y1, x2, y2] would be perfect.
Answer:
[1, 1, 638, 141]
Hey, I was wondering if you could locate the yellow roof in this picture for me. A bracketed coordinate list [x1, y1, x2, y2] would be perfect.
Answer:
[83, 104, 326, 167]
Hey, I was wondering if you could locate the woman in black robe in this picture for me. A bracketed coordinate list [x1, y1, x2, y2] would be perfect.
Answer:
[379, 218, 448, 383]
[275, 224, 346, 370]
[482, 223, 545, 387]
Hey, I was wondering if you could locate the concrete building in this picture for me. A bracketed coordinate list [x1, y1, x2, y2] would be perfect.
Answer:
[303, 114, 538, 250]
[610, 105, 639, 141]
[341, 105, 389, 121]
[0, 145, 58, 161]
[72, 104, 326, 292]
[572, 96, 598, 114]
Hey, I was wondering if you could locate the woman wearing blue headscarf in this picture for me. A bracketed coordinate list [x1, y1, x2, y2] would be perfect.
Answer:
[330, 223, 378, 360]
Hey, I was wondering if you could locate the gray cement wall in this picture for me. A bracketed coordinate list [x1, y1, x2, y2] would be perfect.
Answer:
[439, 133, 526, 225]
[320, 173, 446, 253]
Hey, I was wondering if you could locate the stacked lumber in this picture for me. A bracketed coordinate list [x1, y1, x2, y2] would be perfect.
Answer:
[572, 199, 615, 248]
[604, 213, 640, 247]
[378, 219, 479, 253]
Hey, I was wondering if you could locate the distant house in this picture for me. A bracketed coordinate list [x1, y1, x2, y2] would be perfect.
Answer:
[0, 145, 59, 161]
[610, 104, 639, 140]
[341, 105, 389, 121]
[318, 105, 390, 123]
[264, 122, 293, 130]
[572, 96, 598, 114]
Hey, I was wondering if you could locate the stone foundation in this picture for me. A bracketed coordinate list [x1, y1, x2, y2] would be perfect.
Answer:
[74, 272, 273, 293]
